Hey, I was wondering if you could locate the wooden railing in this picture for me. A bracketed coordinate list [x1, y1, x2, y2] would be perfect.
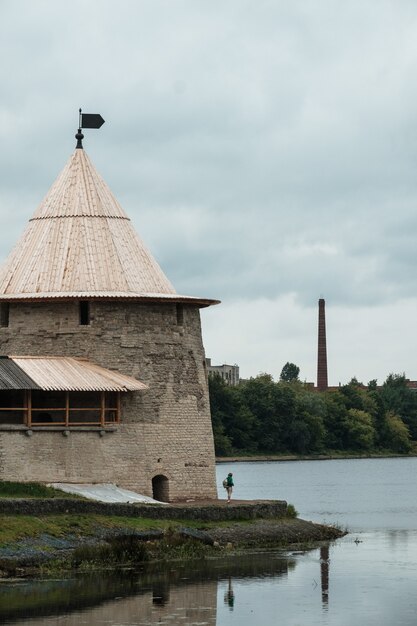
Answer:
[0, 391, 121, 427]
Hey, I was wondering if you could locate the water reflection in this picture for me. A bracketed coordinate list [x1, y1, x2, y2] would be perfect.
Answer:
[4, 533, 417, 625]
[223, 577, 235, 610]
[320, 545, 329, 609]
[0, 552, 294, 625]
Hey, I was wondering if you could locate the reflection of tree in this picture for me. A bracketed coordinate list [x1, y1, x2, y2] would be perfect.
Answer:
[224, 577, 235, 610]
[387, 529, 412, 548]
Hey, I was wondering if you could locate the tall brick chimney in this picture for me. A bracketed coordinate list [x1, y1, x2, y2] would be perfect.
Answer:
[317, 298, 328, 391]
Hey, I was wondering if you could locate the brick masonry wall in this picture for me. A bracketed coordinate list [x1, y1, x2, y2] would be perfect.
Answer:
[0, 301, 217, 500]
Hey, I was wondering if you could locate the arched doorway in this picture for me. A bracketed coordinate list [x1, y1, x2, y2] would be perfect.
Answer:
[152, 474, 169, 502]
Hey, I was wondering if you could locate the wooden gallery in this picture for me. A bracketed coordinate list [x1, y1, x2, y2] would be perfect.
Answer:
[0, 127, 219, 501]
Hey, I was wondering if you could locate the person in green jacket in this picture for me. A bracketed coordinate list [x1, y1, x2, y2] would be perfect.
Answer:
[226, 472, 234, 503]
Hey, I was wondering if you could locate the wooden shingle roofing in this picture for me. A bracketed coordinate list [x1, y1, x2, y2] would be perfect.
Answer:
[0, 149, 219, 307]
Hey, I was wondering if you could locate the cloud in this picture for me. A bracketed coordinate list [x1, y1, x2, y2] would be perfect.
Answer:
[1, 0, 417, 379]
[202, 295, 417, 385]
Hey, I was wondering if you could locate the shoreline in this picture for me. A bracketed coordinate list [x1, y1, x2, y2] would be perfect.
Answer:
[0, 519, 344, 579]
[216, 452, 417, 463]
[0, 499, 345, 578]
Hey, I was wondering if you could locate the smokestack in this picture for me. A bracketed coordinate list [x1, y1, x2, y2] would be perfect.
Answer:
[317, 298, 328, 391]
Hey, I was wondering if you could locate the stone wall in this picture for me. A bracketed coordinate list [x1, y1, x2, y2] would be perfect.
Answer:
[0, 498, 288, 520]
[0, 300, 217, 500]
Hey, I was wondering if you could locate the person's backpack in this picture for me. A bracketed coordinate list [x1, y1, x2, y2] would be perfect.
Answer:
[222, 478, 228, 488]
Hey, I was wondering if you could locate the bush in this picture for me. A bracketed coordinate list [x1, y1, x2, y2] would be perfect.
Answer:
[71, 535, 149, 568]
[286, 504, 298, 518]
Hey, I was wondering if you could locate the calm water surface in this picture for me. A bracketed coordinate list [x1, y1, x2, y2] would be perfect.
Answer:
[3, 457, 417, 626]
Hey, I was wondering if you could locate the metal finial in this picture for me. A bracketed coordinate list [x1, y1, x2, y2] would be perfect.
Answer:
[75, 128, 84, 149]
[75, 108, 84, 149]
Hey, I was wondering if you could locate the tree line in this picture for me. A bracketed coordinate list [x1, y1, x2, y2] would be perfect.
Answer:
[209, 363, 416, 456]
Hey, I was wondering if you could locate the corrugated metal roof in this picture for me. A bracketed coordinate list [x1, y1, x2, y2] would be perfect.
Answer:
[9, 357, 148, 392]
[0, 357, 40, 390]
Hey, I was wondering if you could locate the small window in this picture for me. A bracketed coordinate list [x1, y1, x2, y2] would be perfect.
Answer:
[0, 303, 9, 327]
[79, 301, 90, 326]
[176, 304, 184, 325]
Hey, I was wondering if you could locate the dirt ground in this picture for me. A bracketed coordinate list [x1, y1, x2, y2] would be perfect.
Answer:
[207, 517, 345, 546]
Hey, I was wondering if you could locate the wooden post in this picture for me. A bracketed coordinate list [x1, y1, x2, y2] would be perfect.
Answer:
[65, 391, 69, 427]
[27, 390, 32, 427]
[117, 392, 121, 423]
[100, 391, 105, 427]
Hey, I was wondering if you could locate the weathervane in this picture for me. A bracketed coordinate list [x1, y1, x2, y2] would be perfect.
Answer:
[75, 108, 105, 149]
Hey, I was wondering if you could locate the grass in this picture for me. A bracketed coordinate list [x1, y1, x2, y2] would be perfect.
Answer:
[0, 514, 173, 545]
[0, 510, 344, 577]
[0, 508, 298, 546]
[0, 481, 71, 498]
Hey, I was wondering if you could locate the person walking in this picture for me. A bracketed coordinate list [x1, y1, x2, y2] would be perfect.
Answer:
[226, 472, 234, 503]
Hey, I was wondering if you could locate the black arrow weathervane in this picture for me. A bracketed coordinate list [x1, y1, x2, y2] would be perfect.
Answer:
[75, 108, 105, 149]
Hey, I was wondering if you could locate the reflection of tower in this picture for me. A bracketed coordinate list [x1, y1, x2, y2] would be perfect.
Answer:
[317, 298, 328, 391]
[320, 545, 329, 608]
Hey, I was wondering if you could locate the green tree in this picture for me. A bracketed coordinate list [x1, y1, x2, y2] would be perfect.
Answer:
[380, 411, 412, 453]
[322, 391, 349, 449]
[241, 374, 296, 452]
[208, 374, 257, 454]
[208, 375, 233, 455]
[209, 367, 417, 457]
[379, 374, 417, 439]
[287, 390, 325, 453]
[280, 362, 300, 383]
[342, 408, 375, 450]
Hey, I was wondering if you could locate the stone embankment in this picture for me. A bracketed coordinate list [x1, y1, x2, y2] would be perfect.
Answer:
[0, 498, 345, 577]
[0, 498, 287, 520]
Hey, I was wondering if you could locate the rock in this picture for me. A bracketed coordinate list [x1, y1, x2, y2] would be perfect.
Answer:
[178, 527, 214, 545]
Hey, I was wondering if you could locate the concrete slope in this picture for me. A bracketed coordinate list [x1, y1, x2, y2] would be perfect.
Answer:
[49, 482, 164, 504]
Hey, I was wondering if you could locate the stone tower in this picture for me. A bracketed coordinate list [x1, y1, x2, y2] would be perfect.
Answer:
[317, 298, 328, 391]
[0, 134, 219, 501]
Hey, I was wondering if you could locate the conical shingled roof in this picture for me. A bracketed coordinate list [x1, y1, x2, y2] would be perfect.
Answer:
[0, 149, 218, 307]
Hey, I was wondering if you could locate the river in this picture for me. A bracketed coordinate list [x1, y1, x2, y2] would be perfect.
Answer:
[2, 457, 417, 625]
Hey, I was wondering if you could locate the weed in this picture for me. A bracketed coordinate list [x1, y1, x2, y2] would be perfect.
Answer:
[71, 535, 149, 568]
[0, 481, 68, 499]
[286, 504, 298, 518]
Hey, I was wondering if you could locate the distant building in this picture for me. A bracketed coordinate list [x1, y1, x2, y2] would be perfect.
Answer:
[206, 359, 240, 386]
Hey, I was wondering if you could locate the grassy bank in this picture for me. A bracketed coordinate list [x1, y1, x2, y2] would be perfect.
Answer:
[0, 513, 229, 544]
[0, 482, 345, 577]
[0, 481, 71, 499]
[0, 511, 344, 578]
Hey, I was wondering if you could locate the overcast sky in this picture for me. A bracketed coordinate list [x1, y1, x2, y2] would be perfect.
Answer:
[2, 0, 417, 385]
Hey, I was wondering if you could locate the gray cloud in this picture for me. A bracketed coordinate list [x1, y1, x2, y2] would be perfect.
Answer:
[1, 0, 417, 381]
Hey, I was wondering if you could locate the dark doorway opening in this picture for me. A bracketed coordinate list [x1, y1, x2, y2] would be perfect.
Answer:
[152, 474, 169, 502]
